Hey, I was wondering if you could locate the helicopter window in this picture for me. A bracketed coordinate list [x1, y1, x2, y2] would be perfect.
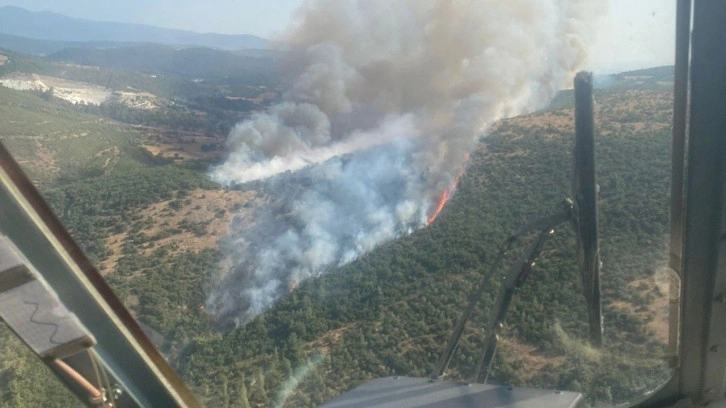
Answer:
[0, 1, 678, 406]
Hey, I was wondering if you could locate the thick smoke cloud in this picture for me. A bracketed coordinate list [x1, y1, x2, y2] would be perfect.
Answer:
[207, 0, 603, 326]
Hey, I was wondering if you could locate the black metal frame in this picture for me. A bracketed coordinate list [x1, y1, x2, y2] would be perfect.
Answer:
[430, 71, 603, 383]
[636, 1, 726, 406]
[572, 72, 603, 348]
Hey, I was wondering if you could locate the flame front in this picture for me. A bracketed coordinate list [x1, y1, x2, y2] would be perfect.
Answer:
[427, 190, 451, 224]
[427, 171, 465, 224]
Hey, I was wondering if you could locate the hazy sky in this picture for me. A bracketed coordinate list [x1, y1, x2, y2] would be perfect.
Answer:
[0, 0, 675, 73]
[589, 0, 675, 73]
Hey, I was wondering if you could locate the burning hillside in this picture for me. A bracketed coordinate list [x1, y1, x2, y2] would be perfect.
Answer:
[206, 0, 603, 327]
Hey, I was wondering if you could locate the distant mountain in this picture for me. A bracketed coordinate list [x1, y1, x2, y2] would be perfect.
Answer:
[614, 65, 674, 80]
[0, 6, 270, 50]
[48, 44, 283, 83]
[587, 66, 674, 92]
[0, 33, 153, 55]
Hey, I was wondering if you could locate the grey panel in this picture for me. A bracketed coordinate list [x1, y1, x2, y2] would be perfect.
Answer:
[0, 235, 95, 358]
[320, 377, 585, 408]
[0, 280, 95, 358]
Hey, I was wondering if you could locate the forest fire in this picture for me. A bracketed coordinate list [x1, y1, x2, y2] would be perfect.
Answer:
[427, 173, 463, 225]
[205, 0, 597, 322]
[427, 189, 451, 224]
[427, 154, 469, 224]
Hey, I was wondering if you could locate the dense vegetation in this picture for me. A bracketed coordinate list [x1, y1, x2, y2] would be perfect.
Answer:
[177, 88, 674, 407]
[0, 62, 674, 408]
[0, 83, 227, 407]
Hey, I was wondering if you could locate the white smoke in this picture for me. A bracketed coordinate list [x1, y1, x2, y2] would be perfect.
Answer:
[273, 354, 326, 408]
[207, 0, 603, 326]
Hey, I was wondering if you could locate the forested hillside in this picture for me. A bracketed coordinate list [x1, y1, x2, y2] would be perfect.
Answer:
[177, 88, 674, 407]
[0, 71, 674, 407]
[0, 85, 246, 406]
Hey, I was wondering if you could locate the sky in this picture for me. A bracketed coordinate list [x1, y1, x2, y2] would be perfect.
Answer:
[590, 0, 676, 73]
[0, 0, 675, 73]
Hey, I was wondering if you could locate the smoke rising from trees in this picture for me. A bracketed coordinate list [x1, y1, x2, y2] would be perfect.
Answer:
[207, 0, 603, 326]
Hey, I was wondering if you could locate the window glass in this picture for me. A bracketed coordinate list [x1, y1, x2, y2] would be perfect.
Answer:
[0, 1, 676, 406]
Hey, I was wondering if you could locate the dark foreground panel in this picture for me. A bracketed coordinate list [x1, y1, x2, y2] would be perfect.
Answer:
[320, 377, 585, 408]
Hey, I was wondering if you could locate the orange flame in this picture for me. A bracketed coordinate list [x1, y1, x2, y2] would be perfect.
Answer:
[427, 172, 464, 224]
[427, 189, 451, 224]
[427, 154, 469, 225]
